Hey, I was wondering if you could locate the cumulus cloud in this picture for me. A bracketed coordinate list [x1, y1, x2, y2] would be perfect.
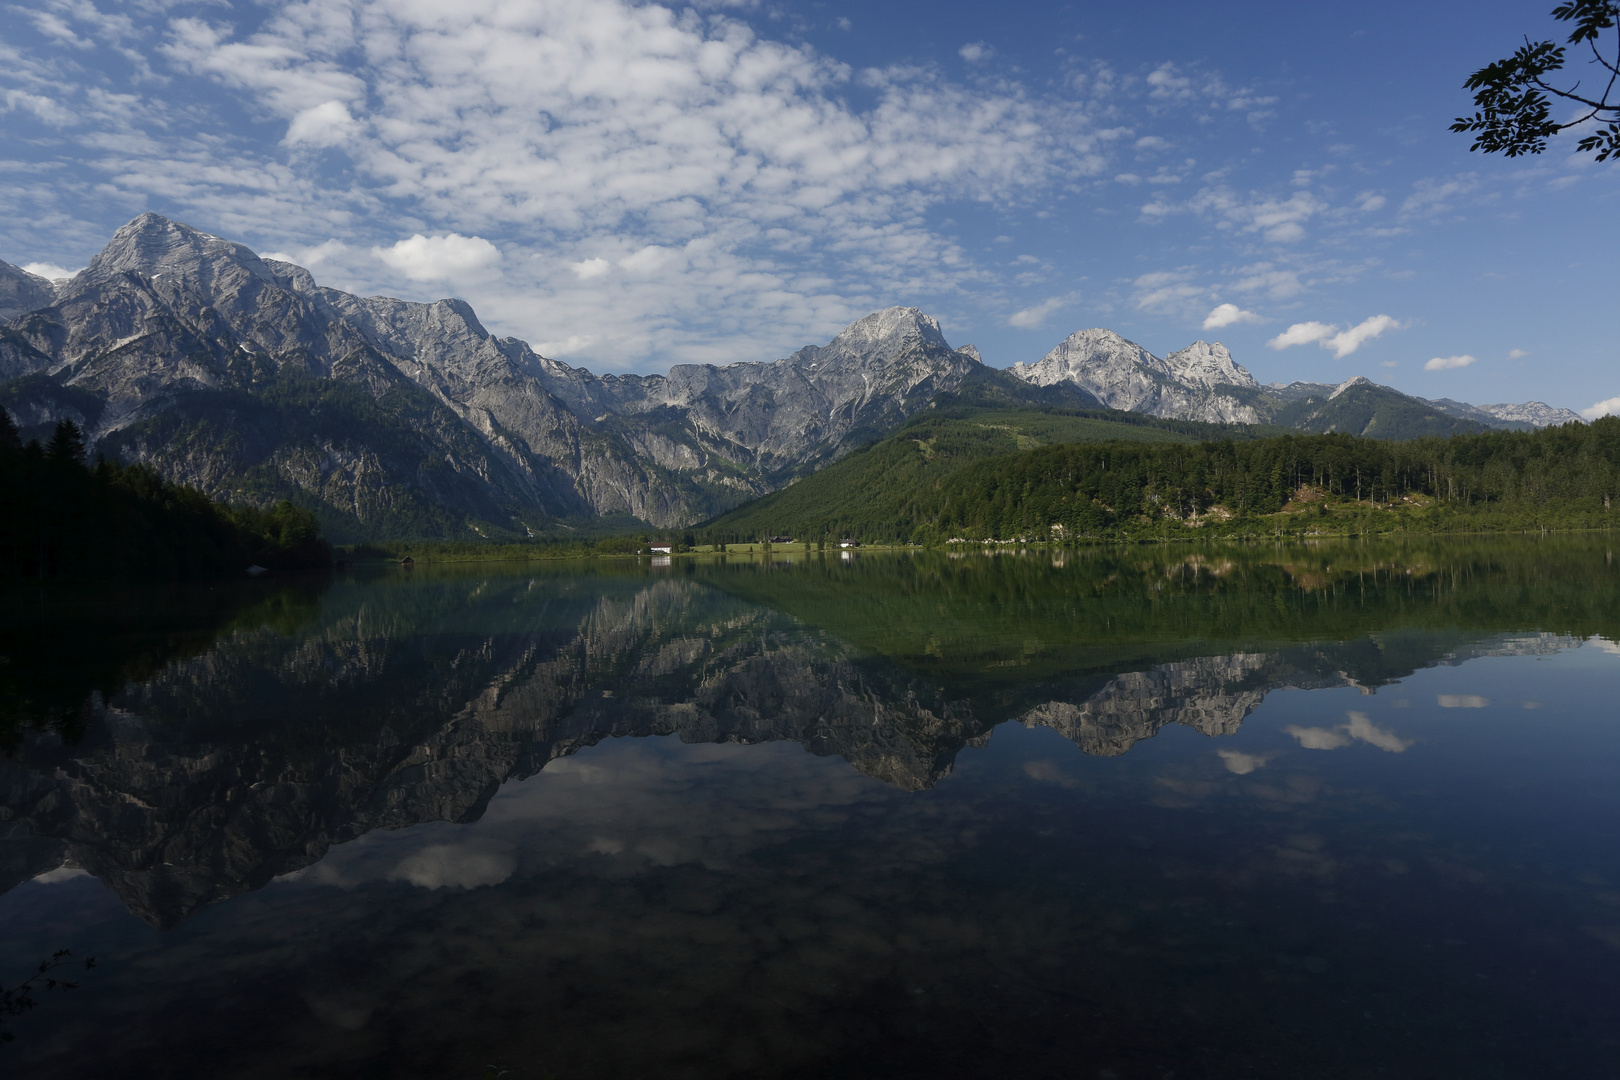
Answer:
[1268, 314, 1400, 358]
[284, 100, 360, 147]
[1008, 294, 1074, 329]
[959, 42, 993, 62]
[135, 0, 1119, 366]
[1202, 302, 1260, 330]
[1507, 348, 1528, 359]
[21, 261, 79, 280]
[1424, 354, 1477, 372]
[374, 233, 502, 282]
[1150, 186, 1326, 242]
[1325, 315, 1401, 357]
[1436, 694, 1489, 708]
[1268, 321, 1336, 350]
[1582, 396, 1620, 420]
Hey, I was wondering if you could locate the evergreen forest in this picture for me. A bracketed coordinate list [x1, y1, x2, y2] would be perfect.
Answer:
[0, 412, 332, 581]
[705, 408, 1620, 544]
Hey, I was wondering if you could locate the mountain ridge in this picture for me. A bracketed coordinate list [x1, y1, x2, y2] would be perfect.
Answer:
[0, 214, 1583, 538]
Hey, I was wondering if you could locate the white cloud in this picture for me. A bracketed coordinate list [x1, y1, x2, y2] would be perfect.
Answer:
[1581, 396, 1620, 419]
[1202, 302, 1260, 330]
[21, 261, 79, 280]
[373, 233, 502, 282]
[2, 89, 77, 127]
[284, 100, 360, 148]
[1268, 321, 1336, 350]
[1146, 62, 1193, 102]
[1401, 174, 1480, 217]
[1507, 348, 1528, 359]
[136, 0, 1115, 367]
[1230, 264, 1307, 299]
[1436, 694, 1489, 709]
[1268, 314, 1400, 358]
[1179, 187, 1326, 242]
[1008, 294, 1073, 329]
[1324, 314, 1400, 358]
[959, 42, 993, 63]
[1131, 270, 1203, 314]
[1424, 354, 1477, 372]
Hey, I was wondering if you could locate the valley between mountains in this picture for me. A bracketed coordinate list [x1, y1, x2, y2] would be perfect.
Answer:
[0, 214, 1583, 541]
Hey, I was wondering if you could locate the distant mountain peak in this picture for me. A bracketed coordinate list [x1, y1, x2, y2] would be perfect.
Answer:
[1008, 328, 1260, 424]
[0, 259, 57, 320]
[1163, 340, 1259, 391]
[1329, 375, 1373, 400]
[825, 306, 950, 360]
[85, 212, 278, 287]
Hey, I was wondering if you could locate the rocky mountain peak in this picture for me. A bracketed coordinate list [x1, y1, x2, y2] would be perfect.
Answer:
[1478, 401, 1586, 428]
[823, 306, 950, 363]
[1329, 375, 1373, 400]
[0, 259, 57, 320]
[84, 212, 279, 289]
[1163, 340, 1259, 391]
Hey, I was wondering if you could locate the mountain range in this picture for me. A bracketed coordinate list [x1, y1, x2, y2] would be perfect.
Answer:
[0, 214, 1584, 539]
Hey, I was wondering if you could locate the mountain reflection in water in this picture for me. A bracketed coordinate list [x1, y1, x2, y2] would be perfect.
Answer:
[2, 538, 1618, 1078]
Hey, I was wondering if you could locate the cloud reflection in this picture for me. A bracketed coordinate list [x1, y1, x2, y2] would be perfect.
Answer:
[1216, 749, 1274, 775]
[1284, 712, 1411, 753]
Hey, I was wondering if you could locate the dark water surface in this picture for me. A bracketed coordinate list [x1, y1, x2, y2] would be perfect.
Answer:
[2, 538, 1618, 1079]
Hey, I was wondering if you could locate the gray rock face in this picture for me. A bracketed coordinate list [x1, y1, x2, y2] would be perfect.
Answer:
[0, 216, 1003, 534]
[1426, 397, 1586, 430]
[1476, 401, 1585, 428]
[0, 259, 57, 321]
[1009, 329, 1264, 424]
[1009, 329, 1589, 435]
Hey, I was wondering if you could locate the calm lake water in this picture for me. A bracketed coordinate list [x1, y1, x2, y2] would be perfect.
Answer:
[2, 538, 1618, 1079]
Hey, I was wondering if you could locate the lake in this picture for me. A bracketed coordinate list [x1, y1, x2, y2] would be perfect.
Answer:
[2, 537, 1618, 1078]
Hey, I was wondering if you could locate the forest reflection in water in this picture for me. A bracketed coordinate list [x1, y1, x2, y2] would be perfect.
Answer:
[1, 536, 1618, 1078]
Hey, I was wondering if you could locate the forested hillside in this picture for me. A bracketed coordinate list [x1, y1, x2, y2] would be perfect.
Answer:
[704, 406, 1280, 542]
[1, 413, 332, 580]
[705, 412, 1620, 543]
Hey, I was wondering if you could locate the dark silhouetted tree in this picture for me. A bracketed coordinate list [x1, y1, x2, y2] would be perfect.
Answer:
[1452, 1, 1620, 161]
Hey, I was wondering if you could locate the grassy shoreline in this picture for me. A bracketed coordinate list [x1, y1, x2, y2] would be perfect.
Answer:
[339, 513, 1618, 565]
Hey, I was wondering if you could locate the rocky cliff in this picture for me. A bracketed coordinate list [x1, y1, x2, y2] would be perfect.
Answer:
[0, 215, 1582, 537]
[0, 216, 1046, 536]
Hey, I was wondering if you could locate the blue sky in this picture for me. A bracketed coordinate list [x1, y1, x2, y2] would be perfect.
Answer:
[2, 0, 1616, 414]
